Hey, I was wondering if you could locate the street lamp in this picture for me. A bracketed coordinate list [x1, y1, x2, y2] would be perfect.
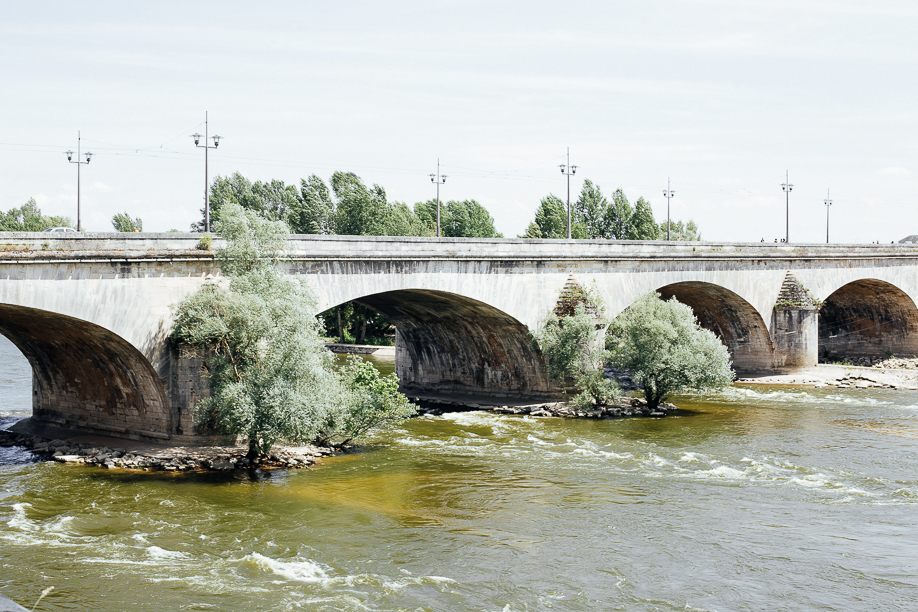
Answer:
[64, 131, 93, 232]
[191, 111, 222, 232]
[824, 188, 833, 244]
[781, 170, 793, 243]
[429, 159, 447, 238]
[559, 147, 577, 240]
[663, 178, 675, 240]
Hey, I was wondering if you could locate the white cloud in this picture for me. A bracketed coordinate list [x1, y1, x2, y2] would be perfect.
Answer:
[875, 167, 912, 177]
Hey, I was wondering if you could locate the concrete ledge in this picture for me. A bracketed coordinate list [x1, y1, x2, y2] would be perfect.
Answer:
[325, 343, 395, 355]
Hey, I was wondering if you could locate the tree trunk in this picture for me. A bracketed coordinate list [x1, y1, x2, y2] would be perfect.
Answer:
[336, 306, 344, 343]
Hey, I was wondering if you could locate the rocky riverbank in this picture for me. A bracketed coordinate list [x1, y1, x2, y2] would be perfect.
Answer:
[736, 363, 918, 389]
[0, 426, 336, 472]
[412, 396, 679, 418]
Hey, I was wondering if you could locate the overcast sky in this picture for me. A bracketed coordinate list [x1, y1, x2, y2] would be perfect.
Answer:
[2, 1, 915, 242]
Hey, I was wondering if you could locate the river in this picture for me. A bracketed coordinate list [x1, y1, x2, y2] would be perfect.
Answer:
[1, 337, 917, 611]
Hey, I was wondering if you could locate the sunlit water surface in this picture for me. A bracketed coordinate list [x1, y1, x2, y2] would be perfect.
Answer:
[1, 338, 917, 611]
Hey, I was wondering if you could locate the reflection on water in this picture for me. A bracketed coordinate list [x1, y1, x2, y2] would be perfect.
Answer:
[1, 344, 917, 610]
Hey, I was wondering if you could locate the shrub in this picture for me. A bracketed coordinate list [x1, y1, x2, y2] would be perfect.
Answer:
[533, 301, 620, 409]
[607, 292, 733, 409]
[196, 233, 213, 251]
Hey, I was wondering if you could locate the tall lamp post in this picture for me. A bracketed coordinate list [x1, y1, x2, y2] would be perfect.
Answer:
[824, 189, 833, 244]
[64, 131, 93, 232]
[559, 147, 577, 240]
[781, 170, 793, 243]
[191, 111, 222, 233]
[429, 159, 446, 237]
[663, 178, 675, 240]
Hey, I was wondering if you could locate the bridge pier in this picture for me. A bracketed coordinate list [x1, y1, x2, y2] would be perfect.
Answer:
[772, 306, 819, 369]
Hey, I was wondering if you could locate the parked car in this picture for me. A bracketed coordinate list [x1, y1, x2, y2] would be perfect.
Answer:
[42, 227, 77, 233]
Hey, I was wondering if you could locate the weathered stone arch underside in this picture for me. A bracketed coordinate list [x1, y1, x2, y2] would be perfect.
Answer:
[656, 282, 775, 374]
[819, 279, 918, 360]
[350, 289, 557, 400]
[0, 304, 173, 439]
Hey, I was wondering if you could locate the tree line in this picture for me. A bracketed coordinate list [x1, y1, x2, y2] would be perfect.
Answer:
[194, 172, 502, 238]
[523, 180, 699, 241]
[0, 198, 73, 231]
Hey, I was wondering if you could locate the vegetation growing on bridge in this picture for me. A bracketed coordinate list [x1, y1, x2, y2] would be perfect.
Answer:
[172, 202, 414, 457]
[607, 293, 734, 409]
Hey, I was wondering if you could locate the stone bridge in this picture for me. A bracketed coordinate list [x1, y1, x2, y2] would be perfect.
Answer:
[1, 233, 916, 443]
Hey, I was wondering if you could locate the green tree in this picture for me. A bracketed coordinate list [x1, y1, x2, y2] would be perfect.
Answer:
[171, 202, 413, 457]
[111, 212, 142, 232]
[627, 197, 660, 240]
[533, 302, 620, 410]
[293, 174, 336, 234]
[0, 198, 73, 231]
[330, 357, 415, 445]
[415, 199, 502, 237]
[574, 180, 610, 239]
[659, 219, 701, 241]
[604, 189, 632, 240]
[194, 173, 299, 231]
[524, 195, 588, 239]
[607, 292, 733, 409]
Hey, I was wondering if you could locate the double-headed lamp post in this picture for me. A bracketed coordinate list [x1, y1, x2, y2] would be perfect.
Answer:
[781, 170, 793, 243]
[64, 131, 93, 232]
[430, 159, 447, 238]
[191, 111, 222, 233]
[663, 178, 675, 240]
[559, 147, 577, 240]
[824, 189, 833, 244]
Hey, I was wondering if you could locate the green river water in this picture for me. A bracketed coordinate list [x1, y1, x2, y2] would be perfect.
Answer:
[1, 345, 917, 611]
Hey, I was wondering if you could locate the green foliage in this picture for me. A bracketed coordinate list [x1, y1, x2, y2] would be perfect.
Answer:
[523, 195, 588, 239]
[198, 171, 503, 240]
[607, 293, 733, 408]
[627, 197, 661, 240]
[605, 189, 632, 240]
[172, 202, 413, 457]
[659, 219, 701, 241]
[318, 301, 394, 345]
[196, 233, 213, 251]
[194, 173, 299, 232]
[111, 211, 142, 232]
[532, 302, 620, 409]
[0, 198, 73, 231]
[528, 183, 665, 240]
[415, 199, 503, 238]
[295, 174, 336, 234]
[328, 357, 416, 444]
[573, 179, 610, 239]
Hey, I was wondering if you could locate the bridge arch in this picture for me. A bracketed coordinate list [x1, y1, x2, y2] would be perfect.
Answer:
[655, 282, 775, 374]
[818, 279, 918, 362]
[0, 303, 173, 439]
[329, 289, 556, 400]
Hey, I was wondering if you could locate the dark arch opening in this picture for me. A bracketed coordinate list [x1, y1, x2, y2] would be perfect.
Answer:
[0, 304, 173, 440]
[328, 289, 556, 401]
[819, 279, 918, 363]
[656, 282, 774, 374]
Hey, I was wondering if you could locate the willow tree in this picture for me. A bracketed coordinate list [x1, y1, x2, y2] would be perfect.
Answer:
[607, 293, 733, 409]
[171, 202, 413, 457]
